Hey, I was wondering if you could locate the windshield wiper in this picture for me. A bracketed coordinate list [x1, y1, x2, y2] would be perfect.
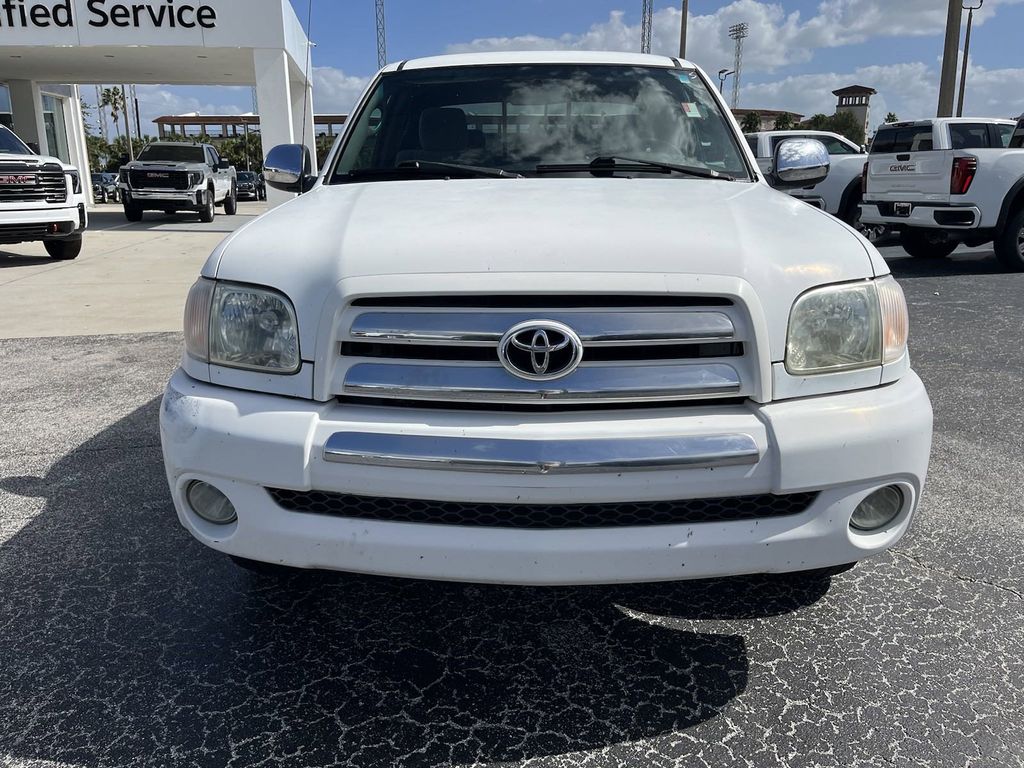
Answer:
[535, 156, 735, 181]
[344, 161, 522, 180]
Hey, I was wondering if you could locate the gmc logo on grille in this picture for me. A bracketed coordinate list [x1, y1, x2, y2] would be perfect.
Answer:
[0, 175, 35, 185]
[147, 173, 171, 179]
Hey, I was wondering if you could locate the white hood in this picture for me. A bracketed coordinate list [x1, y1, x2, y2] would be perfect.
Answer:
[208, 177, 884, 362]
[0, 151, 76, 171]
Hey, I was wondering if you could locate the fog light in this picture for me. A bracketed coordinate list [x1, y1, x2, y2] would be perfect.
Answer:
[186, 481, 237, 525]
[850, 486, 904, 532]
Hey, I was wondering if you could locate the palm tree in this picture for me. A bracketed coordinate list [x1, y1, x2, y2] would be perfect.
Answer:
[100, 87, 124, 145]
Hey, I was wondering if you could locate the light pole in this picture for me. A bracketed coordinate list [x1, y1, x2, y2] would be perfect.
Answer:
[937, 0, 962, 116]
[718, 69, 735, 95]
[957, 0, 983, 117]
[678, 0, 688, 59]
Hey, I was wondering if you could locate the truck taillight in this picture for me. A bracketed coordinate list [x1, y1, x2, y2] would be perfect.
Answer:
[951, 156, 977, 195]
[862, 161, 869, 193]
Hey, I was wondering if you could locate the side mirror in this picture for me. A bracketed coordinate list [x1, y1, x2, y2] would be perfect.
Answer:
[768, 138, 830, 190]
[264, 144, 314, 193]
[216, 160, 231, 171]
[860, 144, 868, 154]
[27, 142, 40, 154]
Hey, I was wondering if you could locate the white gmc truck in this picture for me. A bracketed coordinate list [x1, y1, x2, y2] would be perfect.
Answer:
[861, 117, 1024, 268]
[0, 124, 87, 260]
[160, 52, 933, 586]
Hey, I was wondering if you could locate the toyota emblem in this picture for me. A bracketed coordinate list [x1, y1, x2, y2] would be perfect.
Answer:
[498, 321, 584, 381]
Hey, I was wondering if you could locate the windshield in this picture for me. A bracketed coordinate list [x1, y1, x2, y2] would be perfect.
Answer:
[331, 64, 750, 181]
[137, 144, 206, 163]
[238, 172, 256, 181]
[0, 125, 32, 155]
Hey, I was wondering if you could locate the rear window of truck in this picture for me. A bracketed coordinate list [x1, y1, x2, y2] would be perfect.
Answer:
[949, 123, 995, 149]
[871, 125, 934, 153]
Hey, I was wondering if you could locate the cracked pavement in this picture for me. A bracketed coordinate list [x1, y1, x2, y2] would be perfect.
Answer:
[0, 246, 1022, 767]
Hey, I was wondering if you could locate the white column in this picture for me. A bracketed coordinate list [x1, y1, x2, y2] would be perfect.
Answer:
[68, 86, 95, 205]
[290, 76, 317, 175]
[7, 80, 47, 154]
[254, 48, 296, 208]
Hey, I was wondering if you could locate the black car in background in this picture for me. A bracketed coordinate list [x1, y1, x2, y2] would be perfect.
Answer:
[92, 172, 120, 203]
[236, 171, 266, 201]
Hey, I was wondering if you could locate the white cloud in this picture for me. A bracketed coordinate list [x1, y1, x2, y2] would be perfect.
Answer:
[740, 60, 1024, 132]
[311, 66, 370, 114]
[445, 0, 1024, 77]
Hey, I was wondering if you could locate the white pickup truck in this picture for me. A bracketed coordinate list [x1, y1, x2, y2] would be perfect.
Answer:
[0, 124, 87, 260]
[160, 52, 932, 586]
[861, 116, 1024, 268]
[746, 130, 878, 238]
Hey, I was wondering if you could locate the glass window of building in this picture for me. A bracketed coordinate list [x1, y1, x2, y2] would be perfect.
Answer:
[41, 93, 70, 163]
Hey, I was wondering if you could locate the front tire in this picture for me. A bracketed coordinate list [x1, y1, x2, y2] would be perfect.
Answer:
[123, 201, 143, 222]
[224, 185, 238, 216]
[44, 236, 82, 261]
[995, 208, 1024, 272]
[901, 228, 958, 259]
[198, 190, 215, 223]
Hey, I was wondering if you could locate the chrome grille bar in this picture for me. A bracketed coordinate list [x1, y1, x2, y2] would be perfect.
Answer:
[350, 311, 735, 346]
[343, 363, 741, 403]
[323, 431, 761, 473]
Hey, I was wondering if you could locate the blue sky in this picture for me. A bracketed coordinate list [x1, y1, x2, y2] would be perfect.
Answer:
[123, 0, 1024, 135]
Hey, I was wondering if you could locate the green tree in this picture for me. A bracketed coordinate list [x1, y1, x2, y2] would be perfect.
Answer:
[86, 134, 112, 172]
[100, 87, 125, 145]
[740, 111, 762, 133]
[773, 112, 796, 131]
[884, 112, 898, 124]
[316, 134, 336, 167]
[106, 134, 154, 170]
[829, 110, 865, 145]
[804, 113, 832, 131]
[219, 134, 265, 172]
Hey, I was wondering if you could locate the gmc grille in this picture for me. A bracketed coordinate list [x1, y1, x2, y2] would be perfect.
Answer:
[128, 169, 191, 190]
[0, 166, 68, 204]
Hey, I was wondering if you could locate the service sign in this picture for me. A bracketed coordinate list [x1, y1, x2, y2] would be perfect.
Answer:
[0, 0, 216, 29]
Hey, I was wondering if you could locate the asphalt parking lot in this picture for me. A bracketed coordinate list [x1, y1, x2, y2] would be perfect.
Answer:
[0, 213, 1022, 767]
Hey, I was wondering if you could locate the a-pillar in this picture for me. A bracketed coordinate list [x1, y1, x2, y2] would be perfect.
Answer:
[7, 80, 47, 154]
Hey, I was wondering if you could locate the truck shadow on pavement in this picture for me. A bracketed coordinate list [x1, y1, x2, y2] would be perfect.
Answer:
[88, 208, 262, 236]
[0, 249, 53, 268]
[0, 398, 829, 766]
[884, 248, 1006, 278]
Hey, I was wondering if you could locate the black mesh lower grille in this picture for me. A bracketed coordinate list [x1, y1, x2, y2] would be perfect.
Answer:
[265, 488, 818, 530]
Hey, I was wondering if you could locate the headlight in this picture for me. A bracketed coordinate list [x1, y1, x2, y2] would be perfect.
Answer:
[66, 170, 81, 194]
[188, 171, 204, 187]
[785, 276, 908, 375]
[183, 278, 300, 374]
[119, 169, 129, 184]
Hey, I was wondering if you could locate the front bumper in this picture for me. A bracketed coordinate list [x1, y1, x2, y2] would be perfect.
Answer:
[122, 187, 204, 206]
[0, 204, 85, 243]
[160, 370, 933, 585]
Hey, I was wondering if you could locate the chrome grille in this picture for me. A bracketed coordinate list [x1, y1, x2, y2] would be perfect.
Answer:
[128, 169, 191, 190]
[0, 165, 67, 204]
[336, 296, 757, 406]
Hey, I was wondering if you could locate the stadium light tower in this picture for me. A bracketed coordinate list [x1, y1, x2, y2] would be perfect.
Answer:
[728, 22, 749, 109]
[641, 0, 654, 54]
[375, 0, 387, 69]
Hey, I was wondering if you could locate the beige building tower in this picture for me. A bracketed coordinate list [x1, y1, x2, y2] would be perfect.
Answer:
[833, 85, 877, 141]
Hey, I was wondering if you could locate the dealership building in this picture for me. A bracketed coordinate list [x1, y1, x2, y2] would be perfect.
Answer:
[0, 0, 318, 204]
